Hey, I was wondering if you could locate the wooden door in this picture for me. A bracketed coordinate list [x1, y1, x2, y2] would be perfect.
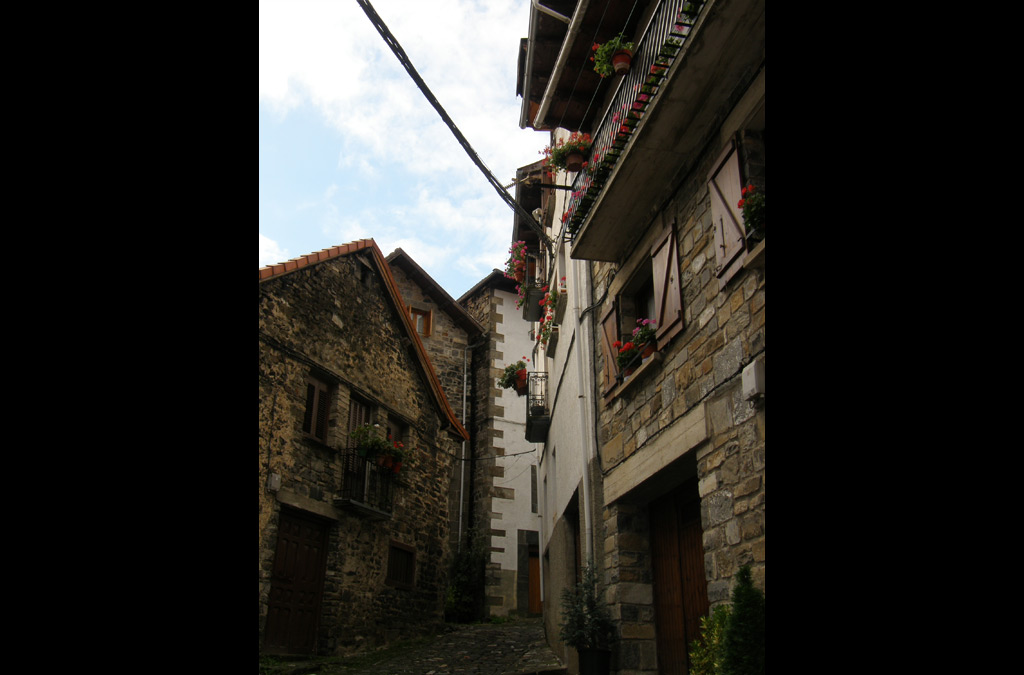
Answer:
[650, 484, 709, 674]
[528, 551, 542, 614]
[264, 509, 329, 654]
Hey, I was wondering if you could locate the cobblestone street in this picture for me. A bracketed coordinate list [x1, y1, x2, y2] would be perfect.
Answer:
[261, 618, 566, 675]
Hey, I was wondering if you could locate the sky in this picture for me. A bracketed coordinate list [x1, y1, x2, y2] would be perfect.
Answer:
[260, 0, 550, 299]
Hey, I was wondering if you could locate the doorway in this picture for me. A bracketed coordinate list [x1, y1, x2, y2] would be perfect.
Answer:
[264, 508, 330, 654]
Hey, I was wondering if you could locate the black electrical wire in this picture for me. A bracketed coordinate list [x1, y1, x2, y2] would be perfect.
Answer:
[355, 0, 552, 249]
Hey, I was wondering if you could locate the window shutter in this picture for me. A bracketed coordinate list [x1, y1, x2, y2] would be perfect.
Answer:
[303, 383, 316, 435]
[599, 304, 620, 394]
[709, 141, 745, 285]
[651, 226, 683, 344]
[314, 387, 329, 441]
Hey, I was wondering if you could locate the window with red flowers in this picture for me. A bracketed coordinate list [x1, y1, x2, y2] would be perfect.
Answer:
[599, 225, 684, 395]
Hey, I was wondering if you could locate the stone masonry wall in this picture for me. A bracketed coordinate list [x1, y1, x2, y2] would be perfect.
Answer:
[259, 252, 458, 655]
[590, 134, 765, 672]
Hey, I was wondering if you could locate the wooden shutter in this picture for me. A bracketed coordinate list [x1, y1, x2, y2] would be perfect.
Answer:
[599, 304, 620, 394]
[709, 141, 745, 286]
[303, 376, 330, 442]
[651, 225, 683, 345]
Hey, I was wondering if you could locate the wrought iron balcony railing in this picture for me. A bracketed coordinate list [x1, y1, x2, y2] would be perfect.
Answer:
[525, 373, 551, 442]
[560, 0, 705, 241]
[335, 448, 395, 518]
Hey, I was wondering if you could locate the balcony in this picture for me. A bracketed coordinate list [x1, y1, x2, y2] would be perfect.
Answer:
[334, 449, 395, 520]
[525, 373, 551, 442]
[554, 0, 765, 261]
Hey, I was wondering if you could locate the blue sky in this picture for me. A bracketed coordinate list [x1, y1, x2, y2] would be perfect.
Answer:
[259, 0, 549, 299]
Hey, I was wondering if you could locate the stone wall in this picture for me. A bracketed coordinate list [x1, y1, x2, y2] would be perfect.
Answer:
[259, 251, 459, 655]
[589, 121, 765, 672]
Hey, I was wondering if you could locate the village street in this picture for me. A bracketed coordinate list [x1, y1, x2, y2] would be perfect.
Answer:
[260, 617, 566, 675]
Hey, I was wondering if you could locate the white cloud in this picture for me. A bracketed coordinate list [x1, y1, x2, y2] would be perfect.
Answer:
[259, 234, 291, 267]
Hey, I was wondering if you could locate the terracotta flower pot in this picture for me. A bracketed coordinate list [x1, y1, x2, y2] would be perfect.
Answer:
[392, 461, 402, 474]
[566, 152, 585, 173]
[642, 343, 656, 359]
[611, 49, 633, 75]
[515, 368, 529, 396]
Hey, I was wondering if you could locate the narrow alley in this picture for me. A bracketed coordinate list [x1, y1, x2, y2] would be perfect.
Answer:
[260, 618, 565, 675]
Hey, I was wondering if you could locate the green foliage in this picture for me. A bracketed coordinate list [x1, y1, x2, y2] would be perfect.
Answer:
[722, 565, 765, 675]
[559, 563, 616, 650]
[497, 359, 528, 389]
[738, 185, 764, 237]
[350, 423, 390, 458]
[688, 604, 731, 675]
[592, 34, 636, 77]
[445, 532, 488, 623]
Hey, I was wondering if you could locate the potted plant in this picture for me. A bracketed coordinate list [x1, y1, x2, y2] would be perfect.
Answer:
[350, 423, 389, 462]
[389, 441, 406, 474]
[543, 131, 593, 173]
[504, 240, 529, 283]
[738, 183, 764, 244]
[613, 340, 640, 375]
[498, 358, 530, 396]
[591, 34, 636, 78]
[632, 319, 657, 359]
[559, 563, 616, 675]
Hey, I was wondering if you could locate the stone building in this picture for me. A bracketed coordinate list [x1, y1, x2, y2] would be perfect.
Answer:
[517, 0, 765, 673]
[258, 239, 469, 656]
[386, 248, 486, 553]
[458, 268, 545, 618]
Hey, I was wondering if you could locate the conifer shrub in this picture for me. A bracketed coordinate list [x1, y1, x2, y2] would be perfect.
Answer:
[721, 565, 765, 675]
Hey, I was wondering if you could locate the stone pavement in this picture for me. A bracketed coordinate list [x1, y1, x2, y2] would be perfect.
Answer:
[261, 618, 566, 675]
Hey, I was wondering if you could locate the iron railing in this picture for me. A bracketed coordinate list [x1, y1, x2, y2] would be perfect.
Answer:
[339, 448, 395, 513]
[560, 0, 705, 240]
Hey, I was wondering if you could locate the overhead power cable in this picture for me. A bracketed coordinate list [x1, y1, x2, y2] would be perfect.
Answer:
[355, 0, 552, 249]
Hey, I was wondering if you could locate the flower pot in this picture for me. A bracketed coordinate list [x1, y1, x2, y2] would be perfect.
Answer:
[642, 343, 656, 360]
[392, 461, 402, 474]
[611, 49, 633, 75]
[515, 368, 528, 396]
[578, 647, 611, 675]
[566, 152, 585, 173]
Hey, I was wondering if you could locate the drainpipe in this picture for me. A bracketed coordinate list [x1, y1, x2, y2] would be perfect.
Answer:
[459, 336, 487, 551]
[533, 1, 592, 130]
[569, 256, 596, 564]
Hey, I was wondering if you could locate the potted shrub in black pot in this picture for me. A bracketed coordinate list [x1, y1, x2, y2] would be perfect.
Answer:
[559, 563, 616, 675]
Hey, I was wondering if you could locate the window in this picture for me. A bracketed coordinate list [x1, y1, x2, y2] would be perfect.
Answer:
[409, 307, 432, 337]
[599, 225, 683, 394]
[710, 129, 764, 288]
[346, 396, 372, 446]
[386, 541, 415, 588]
[303, 375, 332, 442]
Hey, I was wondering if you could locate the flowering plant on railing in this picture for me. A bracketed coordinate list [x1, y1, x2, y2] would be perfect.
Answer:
[542, 132, 593, 171]
[738, 184, 765, 238]
[563, 1, 700, 240]
[350, 423, 390, 460]
[536, 285, 559, 347]
[504, 240, 528, 282]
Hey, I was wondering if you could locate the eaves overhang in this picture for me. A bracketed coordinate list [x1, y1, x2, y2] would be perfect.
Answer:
[570, 0, 765, 262]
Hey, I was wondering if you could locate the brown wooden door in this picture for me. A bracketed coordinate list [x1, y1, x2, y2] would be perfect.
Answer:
[528, 552, 542, 614]
[650, 483, 709, 674]
[264, 509, 329, 654]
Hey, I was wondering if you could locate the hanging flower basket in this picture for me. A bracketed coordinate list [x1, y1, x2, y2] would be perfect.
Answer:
[611, 49, 633, 75]
[566, 152, 585, 173]
[592, 34, 636, 78]
[515, 368, 528, 396]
